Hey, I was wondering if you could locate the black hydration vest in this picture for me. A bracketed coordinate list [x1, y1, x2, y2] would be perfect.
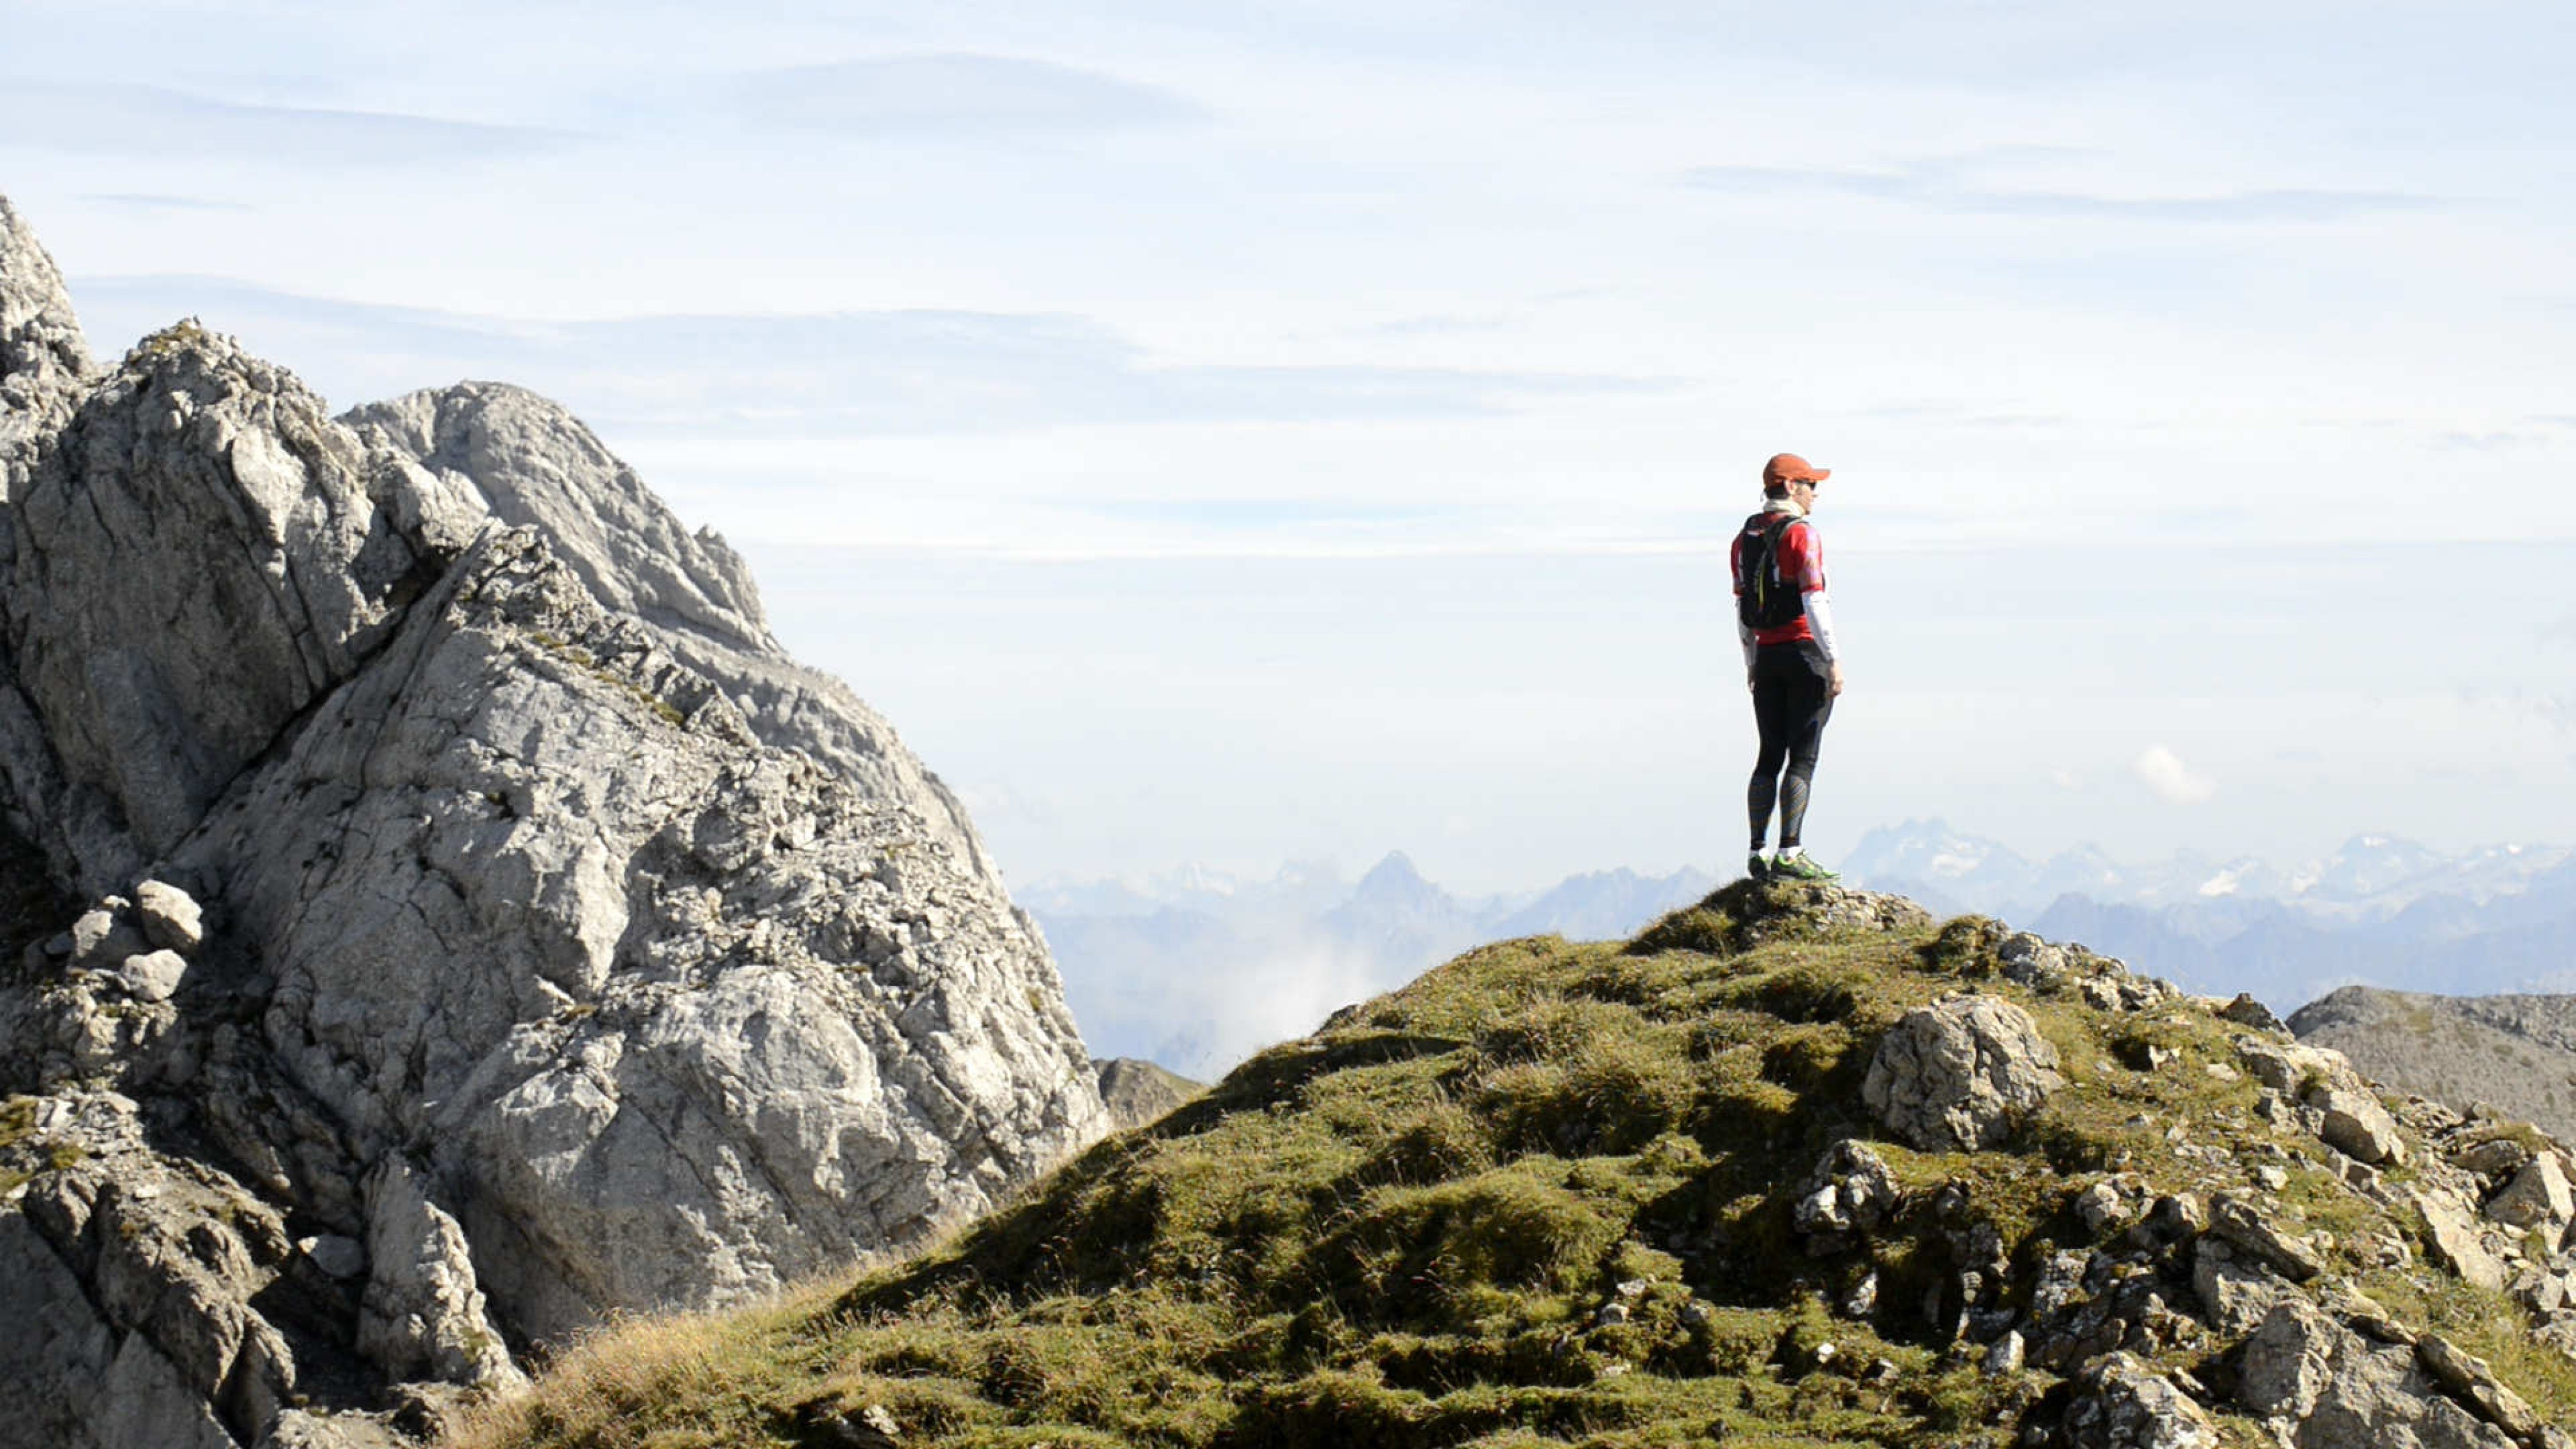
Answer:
[1735, 513, 1807, 630]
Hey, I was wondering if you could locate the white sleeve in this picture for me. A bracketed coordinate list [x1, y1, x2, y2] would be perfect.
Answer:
[1802, 589, 1838, 663]
[1738, 618, 1757, 671]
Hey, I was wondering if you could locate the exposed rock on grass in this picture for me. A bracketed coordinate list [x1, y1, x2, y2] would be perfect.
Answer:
[1863, 993, 2063, 1151]
[448, 879, 2576, 1448]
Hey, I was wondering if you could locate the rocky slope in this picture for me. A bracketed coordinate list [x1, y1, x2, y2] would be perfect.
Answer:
[456, 879, 2576, 1448]
[0, 195, 1109, 1447]
[2293, 987, 2576, 1145]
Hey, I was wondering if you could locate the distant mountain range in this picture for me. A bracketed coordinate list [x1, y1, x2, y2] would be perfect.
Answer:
[1033, 824, 2576, 1077]
[1843, 819, 2576, 1013]
[1021, 853, 1714, 1077]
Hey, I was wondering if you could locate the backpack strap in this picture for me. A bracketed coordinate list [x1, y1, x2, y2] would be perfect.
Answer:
[1756, 516, 1789, 613]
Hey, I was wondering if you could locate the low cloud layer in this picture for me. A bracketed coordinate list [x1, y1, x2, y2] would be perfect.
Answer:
[69, 275, 1660, 435]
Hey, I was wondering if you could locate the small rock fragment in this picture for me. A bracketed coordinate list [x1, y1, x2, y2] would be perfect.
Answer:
[132, 880, 206, 954]
[1996, 932, 2068, 990]
[1794, 1140, 1901, 1238]
[69, 903, 145, 967]
[116, 949, 189, 1003]
[2075, 1180, 2131, 1235]
[1841, 1270, 1878, 1319]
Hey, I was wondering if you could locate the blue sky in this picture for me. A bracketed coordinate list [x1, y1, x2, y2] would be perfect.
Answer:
[5, 0, 2572, 891]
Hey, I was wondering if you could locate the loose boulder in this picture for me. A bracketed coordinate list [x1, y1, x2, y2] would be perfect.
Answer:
[2309, 1084, 2407, 1167]
[1863, 994, 2063, 1151]
[2486, 1153, 2575, 1236]
[130, 880, 204, 955]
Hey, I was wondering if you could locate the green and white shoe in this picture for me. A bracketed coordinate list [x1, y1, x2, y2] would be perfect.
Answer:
[1746, 852, 1771, 881]
[1768, 852, 1839, 883]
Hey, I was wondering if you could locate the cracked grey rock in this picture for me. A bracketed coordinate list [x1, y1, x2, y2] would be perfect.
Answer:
[0, 1093, 308, 1448]
[2061, 1351, 2218, 1449]
[355, 1157, 522, 1389]
[1996, 931, 2068, 991]
[1795, 1139, 1901, 1240]
[2191, 1237, 2293, 1336]
[0, 319, 474, 882]
[0, 194, 1113, 1442]
[2208, 1193, 2323, 1282]
[2412, 1187, 2507, 1292]
[183, 528, 1109, 1339]
[2238, 1297, 2516, 1449]
[2417, 1333, 2543, 1442]
[1863, 994, 2062, 1151]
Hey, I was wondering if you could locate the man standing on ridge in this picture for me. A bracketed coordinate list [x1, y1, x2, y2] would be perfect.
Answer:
[1731, 452, 1845, 882]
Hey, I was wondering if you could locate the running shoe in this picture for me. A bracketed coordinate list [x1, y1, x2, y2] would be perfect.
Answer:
[1768, 853, 1840, 883]
[1746, 852, 1770, 881]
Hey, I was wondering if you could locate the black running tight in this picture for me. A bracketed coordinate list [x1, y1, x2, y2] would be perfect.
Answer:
[1748, 642, 1833, 850]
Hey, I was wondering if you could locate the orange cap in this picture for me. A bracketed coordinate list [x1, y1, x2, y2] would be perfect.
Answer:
[1763, 452, 1831, 486]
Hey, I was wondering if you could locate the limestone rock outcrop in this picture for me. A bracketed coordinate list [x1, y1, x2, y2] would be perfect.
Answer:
[1862, 992, 2063, 1151]
[2236, 1298, 2519, 1448]
[0, 196, 1108, 1444]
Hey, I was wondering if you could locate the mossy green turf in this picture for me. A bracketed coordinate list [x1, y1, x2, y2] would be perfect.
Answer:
[463, 884, 2576, 1449]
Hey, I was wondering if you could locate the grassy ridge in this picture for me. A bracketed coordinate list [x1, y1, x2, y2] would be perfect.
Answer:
[450, 882, 2575, 1448]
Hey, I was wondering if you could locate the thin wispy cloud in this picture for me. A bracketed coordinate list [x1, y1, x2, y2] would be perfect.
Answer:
[70, 276, 1661, 436]
[1851, 400, 2072, 430]
[2432, 430, 2539, 453]
[79, 193, 253, 213]
[0, 82, 581, 165]
[1684, 160, 2441, 224]
[730, 53, 1206, 136]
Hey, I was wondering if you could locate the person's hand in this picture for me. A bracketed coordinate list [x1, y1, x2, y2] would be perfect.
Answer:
[1827, 662, 1846, 698]
[1747, 669, 1758, 694]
